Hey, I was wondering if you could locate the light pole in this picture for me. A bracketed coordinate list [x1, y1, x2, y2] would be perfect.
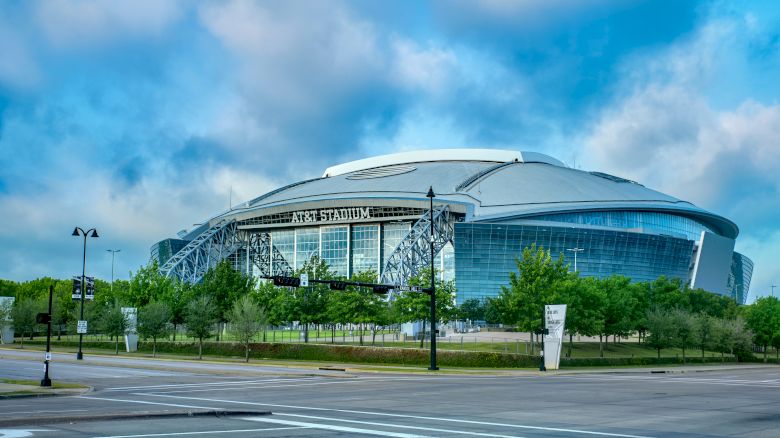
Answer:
[772, 285, 777, 298]
[73, 227, 98, 360]
[566, 247, 585, 272]
[106, 249, 121, 291]
[427, 186, 438, 371]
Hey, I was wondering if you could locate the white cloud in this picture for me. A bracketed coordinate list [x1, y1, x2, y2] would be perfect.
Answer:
[391, 39, 456, 95]
[34, 0, 184, 48]
[582, 16, 780, 302]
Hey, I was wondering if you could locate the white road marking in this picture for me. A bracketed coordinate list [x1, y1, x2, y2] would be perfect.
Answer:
[0, 409, 90, 416]
[270, 412, 525, 438]
[152, 378, 374, 394]
[80, 396, 222, 411]
[105, 378, 315, 391]
[242, 417, 430, 437]
[92, 426, 310, 438]
[0, 430, 51, 438]
[558, 375, 780, 388]
[140, 393, 653, 438]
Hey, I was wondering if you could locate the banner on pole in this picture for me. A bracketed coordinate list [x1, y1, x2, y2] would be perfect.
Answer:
[543, 304, 567, 370]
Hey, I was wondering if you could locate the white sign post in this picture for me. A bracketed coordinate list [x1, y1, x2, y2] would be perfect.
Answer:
[77, 320, 88, 334]
[300, 274, 309, 287]
[121, 307, 138, 352]
[543, 304, 567, 371]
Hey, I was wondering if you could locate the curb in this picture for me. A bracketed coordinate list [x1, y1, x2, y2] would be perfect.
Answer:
[0, 410, 271, 427]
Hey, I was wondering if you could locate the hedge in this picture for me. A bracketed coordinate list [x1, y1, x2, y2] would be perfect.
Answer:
[20, 339, 754, 368]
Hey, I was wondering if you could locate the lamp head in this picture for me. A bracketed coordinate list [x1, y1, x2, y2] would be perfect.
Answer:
[72, 228, 80, 236]
[426, 186, 435, 198]
[90, 229, 99, 238]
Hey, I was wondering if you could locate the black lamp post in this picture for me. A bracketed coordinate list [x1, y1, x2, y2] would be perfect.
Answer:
[73, 227, 98, 360]
[427, 186, 438, 371]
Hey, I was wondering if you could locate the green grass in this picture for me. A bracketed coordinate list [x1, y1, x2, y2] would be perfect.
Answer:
[0, 378, 87, 390]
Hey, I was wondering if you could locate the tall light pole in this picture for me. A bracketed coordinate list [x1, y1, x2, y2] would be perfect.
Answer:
[106, 249, 121, 291]
[73, 227, 98, 360]
[772, 285, 777, 298]
[566, 247, 585, 272]
[427, 186, 438, 371]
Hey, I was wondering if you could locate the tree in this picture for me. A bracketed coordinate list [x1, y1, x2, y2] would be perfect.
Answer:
[645, 308, 676, 358]
[458, 299, 486, 322]
[744, 297, 780, 362]
[52, 281, 76, 340]
[713, 317, 753, 361]
[126, 261, 175, 308]
[553, 276, 605, 358]
[393, 267, 455, 348]
[291, 256, 335, 342]
[11, 299, 39, 348]
[197, 260, 255, 341]
[101, 301, 130, 354]
[600, 276, 637, 348]
[671, 308, 697, 363]
[492, 244, 570, 354]
[228, 295, 266, 362]
[694, 313, 715, 359]
[160, 280, 191, 341]
[185, 295, 217, 359]
[137, 301, 171, 358]
[0, 297, 13, 344]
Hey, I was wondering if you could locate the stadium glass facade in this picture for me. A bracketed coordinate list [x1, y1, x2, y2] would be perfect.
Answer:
[454, 223, 696, 305]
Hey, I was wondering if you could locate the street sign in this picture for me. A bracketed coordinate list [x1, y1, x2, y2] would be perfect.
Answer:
[396, 285, 423, 292]
[72, 276, 95, 300]
[45, 352, 51, 361]
[300, 274, 309, 287]
[77, 320, 88, 334]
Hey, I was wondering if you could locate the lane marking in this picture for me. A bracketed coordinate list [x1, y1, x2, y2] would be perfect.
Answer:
[241, 417, 430, 437]
[557, 375, 780, 388]
[105, 378, 315, 391]
[0, 409, 90, 416]
[91, 427, 310, 438]
[140, 393, 652, 438]
[269, 412, 525, 438]
[81, 396, 222, 411]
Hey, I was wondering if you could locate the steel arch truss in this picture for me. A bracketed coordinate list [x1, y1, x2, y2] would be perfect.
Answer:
[160, 220, 243, 283]
[380, 204, 455, 287]
[246, 232, 294, 277]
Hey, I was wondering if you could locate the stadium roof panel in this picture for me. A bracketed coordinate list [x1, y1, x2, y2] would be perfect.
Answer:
[322, 148, 565, 177]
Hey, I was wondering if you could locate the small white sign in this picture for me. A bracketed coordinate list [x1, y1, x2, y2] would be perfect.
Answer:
[77, 320, 88, 334]
[44, 352, 51, 361]
[300, 274, 309, 287]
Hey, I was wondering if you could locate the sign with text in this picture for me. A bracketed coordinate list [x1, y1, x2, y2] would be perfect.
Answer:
[290, 207, 371, 224]
[76, 320, 88, 334]
[72, 277, 95, 300]
[543, 304, 567, 370]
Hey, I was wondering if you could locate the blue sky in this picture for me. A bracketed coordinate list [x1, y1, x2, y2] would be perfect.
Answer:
[1, 0, 778, 302]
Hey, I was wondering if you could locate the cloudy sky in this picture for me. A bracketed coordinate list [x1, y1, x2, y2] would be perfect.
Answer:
[1, 0, 778, 301]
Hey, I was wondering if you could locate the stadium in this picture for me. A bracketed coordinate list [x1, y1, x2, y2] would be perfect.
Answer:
[151, 149, 753, 304]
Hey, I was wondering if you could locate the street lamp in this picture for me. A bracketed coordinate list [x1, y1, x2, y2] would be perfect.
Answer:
[566, 247, 585, 272]
[427, 186, 438, 371]
[772, 285, 777, 298]
[73, 227, 98, 360]
[106, 249, 121, 291]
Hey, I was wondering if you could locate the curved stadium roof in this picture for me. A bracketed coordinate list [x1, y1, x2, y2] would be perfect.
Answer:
[207, 149, 738, 239]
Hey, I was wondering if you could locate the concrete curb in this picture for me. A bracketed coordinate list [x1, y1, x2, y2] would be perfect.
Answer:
[0, 410, 271, 427]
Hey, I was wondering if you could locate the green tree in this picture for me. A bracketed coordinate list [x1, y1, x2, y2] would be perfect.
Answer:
[127, 261, 175, 308]
[197, 260, 255, 341]
[101, 301, 130, 354]
[713, 317, 753, 361]
[458, 298, 486, 322]
[393, 267, 455, 348]
[492, 244, 570, 354]
[228, 295, 266, 362]
[11, 299, 39, 347]
[671, 308, 697, 363]
[599, 275, 638, 356]
[251, 280, 283, 341]
[137, 301, 171, 358]
[160, 280, 192, 341]
[744, 297, 780, 362]
[645, 308, 676, 358]
[52, 281, 76, 340]
[694, 313, 715, 359]
[553, 276, 605, 358]
[291, 256, 335, 342]
[185, 295, 217, 359]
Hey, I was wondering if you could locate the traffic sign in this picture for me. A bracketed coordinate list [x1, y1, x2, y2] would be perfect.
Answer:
[396, 285, 423, 292]
[45, 352, 51, 361]
[77, 320, 88, 334]
[300, 274, 309, 287]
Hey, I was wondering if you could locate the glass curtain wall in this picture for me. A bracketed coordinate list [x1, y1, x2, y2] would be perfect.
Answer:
[295, 227, 320, 270]
[351, 225, 379, 277]
[270, 230, 294, 275]
[381, 222, 410, 274]
[529, 211, 713, 241]
[321, 226, 349, 277]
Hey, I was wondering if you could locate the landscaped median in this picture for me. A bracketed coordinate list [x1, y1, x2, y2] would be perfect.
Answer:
[19, 339, 748, 368]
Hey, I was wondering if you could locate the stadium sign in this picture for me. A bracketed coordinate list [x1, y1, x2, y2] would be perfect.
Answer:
[290, 206, 371, 224]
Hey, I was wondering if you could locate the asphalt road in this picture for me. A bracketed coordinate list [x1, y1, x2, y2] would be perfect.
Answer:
[1, 349, 779, 437]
